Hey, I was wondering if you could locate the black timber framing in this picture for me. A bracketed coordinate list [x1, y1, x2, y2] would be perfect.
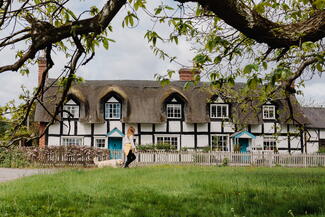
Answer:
[91, 124, 94, 147]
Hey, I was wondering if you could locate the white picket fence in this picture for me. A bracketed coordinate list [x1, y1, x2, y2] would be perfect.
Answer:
[111, 150, 325, 167]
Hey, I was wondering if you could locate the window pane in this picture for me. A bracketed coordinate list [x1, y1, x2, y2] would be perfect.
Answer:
[211, 105, 216, 118]
[96, 139, 106, 148]
[63, 105, 79, 118]
[263, 106, 275, 119]
[63, 138, 82, 146]
[210, 104, 228, 118]
[167, 104, 182, 119]
[156, 136, 177, 148]
[105, 103, 121, 119]
[263, 136, 276, 150]
[212, 135, 228, 151]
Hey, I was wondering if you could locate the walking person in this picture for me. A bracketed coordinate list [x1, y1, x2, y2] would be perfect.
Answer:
[123, 126, 137, 168]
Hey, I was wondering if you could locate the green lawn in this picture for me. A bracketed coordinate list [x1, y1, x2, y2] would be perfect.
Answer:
[0, 166, 325, 217]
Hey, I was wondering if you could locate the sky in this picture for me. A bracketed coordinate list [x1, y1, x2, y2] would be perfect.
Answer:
[0, 1, 324, 107]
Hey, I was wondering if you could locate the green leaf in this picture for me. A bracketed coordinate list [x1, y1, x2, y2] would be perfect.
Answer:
[262, 62, 268, 70]
[161, 79, 170, 87]
[193, 54, 211, 66]
[155, 7, 162, 15]
[316, 63, 323, 72]
[167, 70, 175, 78]
[214, 56, 222, 64]
[243, 64, 259, 74]
[102, 38, 109, 50]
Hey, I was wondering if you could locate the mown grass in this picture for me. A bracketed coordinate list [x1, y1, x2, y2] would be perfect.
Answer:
[0, 166, 325, 217]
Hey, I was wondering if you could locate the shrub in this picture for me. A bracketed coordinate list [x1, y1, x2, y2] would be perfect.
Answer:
[137, 143, 177, 151]
[22, 145, 109, 165]
[222, 157, 229, 166]
[318, 146, 325, 153]
[0, 145, 110, 168]
[0, 147, 31, 168]
[155, 143, 177, 150]
[201, 147, 211, 153]
[136, 144, 155, 151]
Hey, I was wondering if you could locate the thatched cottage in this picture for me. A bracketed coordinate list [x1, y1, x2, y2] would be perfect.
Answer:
[34, 59, 325, 153]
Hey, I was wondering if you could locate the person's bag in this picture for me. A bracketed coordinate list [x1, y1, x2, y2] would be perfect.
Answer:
[124, 143, 132, 155]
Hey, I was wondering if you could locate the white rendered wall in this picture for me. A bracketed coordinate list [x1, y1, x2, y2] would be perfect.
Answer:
[307, 129, 318, 141]
[77, 122, 91, 135]
[290, 137, 300, 149]
[253, 136, 263, 149]
[155, 123, 167, 132]
[48, 136, 60, 146]
[181, 135, 195, 148]
[223, 122, 235, 133]
[183, 123, 194, 132]
[289, 125, 299, 134]
[277, 124, 287, 133]
[84, 137, 91, 147]
[197, 123, 208, 132]
[141, 135, 153, 145]
[251, 125, 262, 134]
[277, 136, 288, 149]
[110, 121, 122, 131]
[320, 129, 325, 139]
[197, 135, 209, 147]
[169, 121, 181, 132]
[48, 123, 60, 134]
[210, 121, 222, 133]
[264, 122, 275, 134]
[94, 123, 107, 134]
[62, 121, 74, 135]
[306, 142, 319, 153]
[141, 124, 152, 132]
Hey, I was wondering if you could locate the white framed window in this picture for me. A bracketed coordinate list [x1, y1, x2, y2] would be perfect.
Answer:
[63, 105, 79, 118]
[263, 105, 275, 119]
[210, 104, 228, 118]
[62, 137, 83, 146]
[105, 103, 121, 119]
[211, 135, 229, 151]
[95, 137, 107, 148]
[263, 136, 276, 150]
[156, 136, 178, 148]
[166, 104, 182, 119]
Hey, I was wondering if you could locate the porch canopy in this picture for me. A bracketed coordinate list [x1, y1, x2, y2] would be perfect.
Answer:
[230, 131, 257, 151]
[230, 131, 256, 139]
[107, 128, 125, 137]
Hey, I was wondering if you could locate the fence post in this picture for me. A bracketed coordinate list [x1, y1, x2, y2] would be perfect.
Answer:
[179, 151, 181, 163]
[304, 153, 307, 168]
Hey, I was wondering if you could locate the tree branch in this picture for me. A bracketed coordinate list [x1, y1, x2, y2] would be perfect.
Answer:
[0, 0, 126, 74]
[176, 0, 325, 48]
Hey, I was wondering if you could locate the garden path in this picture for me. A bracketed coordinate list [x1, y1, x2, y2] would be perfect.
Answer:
[0, 168, 56, 182]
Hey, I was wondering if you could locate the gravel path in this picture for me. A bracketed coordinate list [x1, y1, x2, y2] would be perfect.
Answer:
[0, 168, 57, 183]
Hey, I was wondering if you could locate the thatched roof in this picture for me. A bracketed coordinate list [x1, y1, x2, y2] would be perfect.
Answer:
[34, 79, 308, 125]
[302, 107, 325, 128]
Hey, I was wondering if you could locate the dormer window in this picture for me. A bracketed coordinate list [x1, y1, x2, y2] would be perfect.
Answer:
[105, 96, 121, 119]
[210, 104, 229, 118]
[167, 104, 182, 119]
[164, 93, 186, 120]
[63, 99, 79, 119]
[263, 105, 275, 119]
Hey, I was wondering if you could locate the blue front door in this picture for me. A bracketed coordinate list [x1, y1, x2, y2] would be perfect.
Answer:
[108, 137, 122, 159]
[239, 138, 249, 153]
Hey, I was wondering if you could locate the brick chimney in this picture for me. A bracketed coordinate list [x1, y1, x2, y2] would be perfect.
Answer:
[38, 50, 47, 86]
[38, 50, 47, 148]
[178, 68, 200, 81]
